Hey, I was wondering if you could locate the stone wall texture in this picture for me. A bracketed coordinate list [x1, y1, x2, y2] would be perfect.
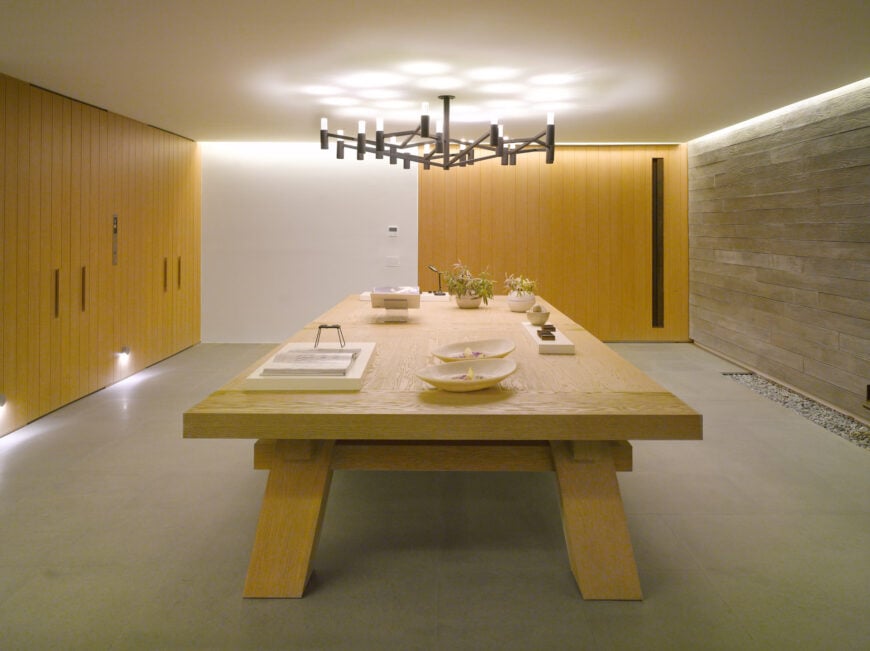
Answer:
[688, 83, 870, 420]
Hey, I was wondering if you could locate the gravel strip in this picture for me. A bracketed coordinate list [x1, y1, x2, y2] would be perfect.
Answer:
[724, 373, 870, 450]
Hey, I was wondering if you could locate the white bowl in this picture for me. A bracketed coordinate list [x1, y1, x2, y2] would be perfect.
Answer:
[431, 338, 515, 362]
[416, 358, 517, 392]
[526, 310, 550, 326]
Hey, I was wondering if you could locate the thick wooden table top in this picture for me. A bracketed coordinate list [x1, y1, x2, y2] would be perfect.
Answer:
[183, 295, 702, 442]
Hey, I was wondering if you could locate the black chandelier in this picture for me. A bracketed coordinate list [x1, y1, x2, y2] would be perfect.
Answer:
[320, 95, 555, 170]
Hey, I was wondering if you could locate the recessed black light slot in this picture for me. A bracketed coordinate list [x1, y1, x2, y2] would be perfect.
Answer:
[652, 157, 664, 328]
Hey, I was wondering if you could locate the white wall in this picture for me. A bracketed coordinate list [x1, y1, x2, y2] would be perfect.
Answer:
[201, 142, 418, 342]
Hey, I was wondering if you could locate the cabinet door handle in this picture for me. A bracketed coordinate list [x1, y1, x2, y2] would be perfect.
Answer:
[163, 257, 168, 292]
[54, 268, 60, 318]
[177, 256, 182, 289]
[81, 266, 87, 312]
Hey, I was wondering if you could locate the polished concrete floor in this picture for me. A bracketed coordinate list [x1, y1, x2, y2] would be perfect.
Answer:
[0, 343, 868, 650]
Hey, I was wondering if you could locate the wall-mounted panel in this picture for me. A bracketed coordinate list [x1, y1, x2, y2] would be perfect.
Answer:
[418, 145, 689, 341]
[0, 72, 201, 437]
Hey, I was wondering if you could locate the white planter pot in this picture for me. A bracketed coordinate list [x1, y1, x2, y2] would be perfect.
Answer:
[507, 292, 536, 312]
[455, 295, 483, 309]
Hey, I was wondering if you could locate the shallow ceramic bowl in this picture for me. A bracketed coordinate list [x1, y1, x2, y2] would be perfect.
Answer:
[432, 338, 515, 362]
[416, 358, 517, 392]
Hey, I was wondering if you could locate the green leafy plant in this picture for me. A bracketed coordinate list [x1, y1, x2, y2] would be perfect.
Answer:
[504, 274, 537, 295]
[444, 261, 494, 305]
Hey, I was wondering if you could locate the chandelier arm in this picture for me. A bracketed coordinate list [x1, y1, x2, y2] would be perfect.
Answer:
[510, 140, 544, 154]
[462, 151, 502, 164]
[502, 130, 547, 146]
[382, 129, 420, 139]
[391, 139, 437, 150]
[325, 131, 357, 142]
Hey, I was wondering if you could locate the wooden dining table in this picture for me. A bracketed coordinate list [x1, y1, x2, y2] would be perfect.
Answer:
[183, 295, 702, 600]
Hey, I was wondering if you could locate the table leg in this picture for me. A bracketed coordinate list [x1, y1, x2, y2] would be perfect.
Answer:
[550, 441, 643, 600]
[243, 440, 334, 598]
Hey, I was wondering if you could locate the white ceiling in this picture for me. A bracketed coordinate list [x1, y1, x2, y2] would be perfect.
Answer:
[2, 0, 868, 143]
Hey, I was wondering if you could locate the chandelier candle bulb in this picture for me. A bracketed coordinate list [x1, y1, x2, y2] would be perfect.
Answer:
[320, 118, 329, 149]
[490, 119, 499, 146]
[546, 115, 556, 163]
[389, 136, 397, 164]
[357, 120, 366, 160]
[421, 102, 430, 137]
[375, 118, 385, 157]
[336, 129, 345, 159]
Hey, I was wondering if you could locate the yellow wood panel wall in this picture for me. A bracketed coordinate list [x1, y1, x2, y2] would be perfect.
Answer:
[418, 145, 689, 341]
[0, 72, 201, 436]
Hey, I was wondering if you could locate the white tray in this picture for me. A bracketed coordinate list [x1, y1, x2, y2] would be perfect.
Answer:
[241, 342, 376, 390]
[521, 323, 575, 355]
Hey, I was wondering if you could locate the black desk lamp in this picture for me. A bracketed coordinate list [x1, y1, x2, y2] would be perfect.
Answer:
[427, 265, 445, 295]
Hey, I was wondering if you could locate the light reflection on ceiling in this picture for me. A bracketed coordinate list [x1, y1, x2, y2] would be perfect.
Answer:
[0, 1, 868, 142]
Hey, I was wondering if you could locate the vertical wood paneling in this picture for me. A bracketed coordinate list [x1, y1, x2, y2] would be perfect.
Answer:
[418, 145, 689, 341]
[0, 75, 8, 423]
[109, 112, 123, 382]
[97, 108, 112, 389]
[58, 94, 72, 403]
[89, 105, 107, 393]
[665, 145, 689, 337]
[66, 100, 81, 403]
[188, 142, 202, 346]
[21, 83, 37, 423]
[38, 88, 52, 413]
[79, 103, 93, 396]
[1, 72, 201, 437]
[141, 124, 156, 366]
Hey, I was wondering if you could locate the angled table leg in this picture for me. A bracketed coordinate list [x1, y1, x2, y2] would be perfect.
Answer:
[244, 440, 334, 598]
[550, 440, 643, 600]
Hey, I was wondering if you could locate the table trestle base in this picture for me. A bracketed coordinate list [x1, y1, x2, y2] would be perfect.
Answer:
[244, 438, 638, 599]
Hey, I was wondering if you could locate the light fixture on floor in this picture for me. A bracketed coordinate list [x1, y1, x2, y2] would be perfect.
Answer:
[119, 346, 131, 361]
[320, 95, 555, 170]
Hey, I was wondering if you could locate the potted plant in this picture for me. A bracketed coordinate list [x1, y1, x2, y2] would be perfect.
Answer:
[444, 261, 494, 308]
[504, 273, 537, 312]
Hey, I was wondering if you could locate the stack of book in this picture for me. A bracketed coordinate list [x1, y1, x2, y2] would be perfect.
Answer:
[261, 349, 361, 377]
[242, 342, 376, 391]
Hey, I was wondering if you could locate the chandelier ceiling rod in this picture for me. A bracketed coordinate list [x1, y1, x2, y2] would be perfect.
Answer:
[320, 95, 555, 170]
